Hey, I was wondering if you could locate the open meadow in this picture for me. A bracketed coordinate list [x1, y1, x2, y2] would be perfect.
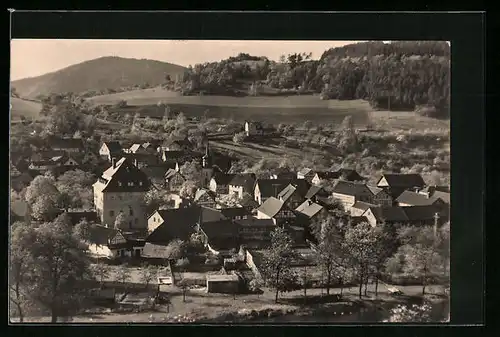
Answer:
[10, 97, 43, 121]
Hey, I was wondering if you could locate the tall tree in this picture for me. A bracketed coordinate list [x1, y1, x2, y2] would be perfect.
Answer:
[343, 222, 380, 299]
[91, 261, 111, 288]
[260, 227, 298, 303]
[312, 216, 349, 296]
[26, 217, 92, 322]
[9, 223, 37, 322]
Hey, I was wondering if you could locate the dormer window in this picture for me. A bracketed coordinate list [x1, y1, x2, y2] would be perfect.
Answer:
[139, 181, 143, 186]
[128, 182, 134, 187]
[118, 182, 122, 187]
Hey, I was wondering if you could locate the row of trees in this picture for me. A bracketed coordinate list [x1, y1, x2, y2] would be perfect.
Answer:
[260, 217, 449, 304]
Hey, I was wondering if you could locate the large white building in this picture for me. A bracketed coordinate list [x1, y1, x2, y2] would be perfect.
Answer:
[93, 157, 151, 231]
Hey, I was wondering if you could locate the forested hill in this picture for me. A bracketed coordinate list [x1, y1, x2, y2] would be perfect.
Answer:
[11, 56, 187, 100]
[180, 42, 450, 118]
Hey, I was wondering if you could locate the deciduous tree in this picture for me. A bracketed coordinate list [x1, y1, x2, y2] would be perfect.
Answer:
[260, 227, 298, 303]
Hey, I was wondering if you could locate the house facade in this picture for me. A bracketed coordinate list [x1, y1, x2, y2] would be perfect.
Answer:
[367, 186, 393, 206]
[194, 189, 217, 208]
[92, 157, 150, 231]
[330, 181, 374, 211]
[209, 173, 235, 195]
[164, 168, 186, 193]
[99, 141, 123, 161]
[376, 173, 426, 198]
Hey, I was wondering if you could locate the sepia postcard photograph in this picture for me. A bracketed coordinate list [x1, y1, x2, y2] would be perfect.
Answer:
[9, 37, 452, 324]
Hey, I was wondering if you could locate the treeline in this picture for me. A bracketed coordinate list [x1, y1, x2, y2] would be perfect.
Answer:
[180, 42, 450, 118]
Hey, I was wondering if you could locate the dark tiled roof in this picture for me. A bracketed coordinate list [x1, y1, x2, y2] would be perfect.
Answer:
[98, 157, 151, 193]
[229, 173, 256, 189]
[350, 216, 369, 225]
[102, 141, 122, 153]
[331, 180, 372, 196]
[164, 168, 183, 180]
[235, 218, 276, 228]
[431, 191, 450, 204]
[298, 168, 313, 176]
[88, 225, 120, 246]
[141, 165, 171, 180]
[402, 205, 447, 222]
[304, 185, 328, 199]
[199, 207, 228, 223]
[123, 153, 159, 165]
[369, 206, 409, 223]
[219, 207, 252, 219]
[396, 190, 437, 206]
[378, 174, 425, 189]
[146, 207, 200, 244]
[367, 185, 385, 196]
[238, 194, 259, 209]
[256, 197, 286, 218]
[352, 201, 378, 211]
[335, 168, 365, 182]
[200, 219, 239, 239]
[211, 173, 236, 185]
[256, 178, 308, 199]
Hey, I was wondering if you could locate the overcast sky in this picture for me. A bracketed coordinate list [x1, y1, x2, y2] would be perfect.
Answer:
[10, 39, 366, 81]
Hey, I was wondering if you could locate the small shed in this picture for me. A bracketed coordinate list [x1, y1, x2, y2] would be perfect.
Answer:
[206, 274, 240, 294]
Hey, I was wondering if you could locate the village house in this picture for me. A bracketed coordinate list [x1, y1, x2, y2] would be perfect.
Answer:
[28, 153, 80, 173]
[10, 162, 33, 192]
[350, 201, 379, 217]
[219, 207, 252, 221]
[236, 193, 260, 214]
[235, 218, 276, 243]
[161, 150, 196, 164]
[228, 173, 256, 199]
[99, 141, 123, 161]
[65, 209, 100, 226]
[367, 185, 393, 206]
[194, 188, 217, 208]
[330, 180, 374, 211]
[124, 153, 160, 169]
[141, 163, 174, 190]
[141, 141, 160, 154]
[86, 225, 145, 259]
[304, 185, 330, 204]
[294, 199, 328, 221]
[417, 185, 451, 205]
[276, 180, 311, 210]
[254, 178, 298, 205]
[198, 219, 240, 255]
[164, 165, 186, 193]
[297, 168, 316, 181]
[396, 190, 448, 208]
[127, 143, 148, 155]
[92, 157, 151, 231]
[376, 173, 426, 199]
[47, 136, 84, 153]
[256, 197, 296, 226]
[311, 168, 365, 186]
[401, 205, 448, 227]
[361, 206, 409, 227]
[209, 173, 236, 195]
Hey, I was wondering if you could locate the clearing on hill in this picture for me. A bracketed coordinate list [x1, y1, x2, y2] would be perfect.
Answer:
[10, 97, 43, 121]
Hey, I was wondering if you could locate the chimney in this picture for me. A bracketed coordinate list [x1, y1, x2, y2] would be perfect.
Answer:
[134, 159, 138, 167]
[111, 157, 116, 168]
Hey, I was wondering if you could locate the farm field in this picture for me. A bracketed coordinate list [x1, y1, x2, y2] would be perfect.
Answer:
[87, 88, 449, 130]
[10, 97, 43, 121]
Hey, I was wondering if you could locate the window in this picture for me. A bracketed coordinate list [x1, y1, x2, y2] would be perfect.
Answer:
[129, 209, 133, 216]
[139, 181, 143, 186]
[118, 182, 122, 186]
[153, 217, 156, 222]
[109, 210, 114, 217]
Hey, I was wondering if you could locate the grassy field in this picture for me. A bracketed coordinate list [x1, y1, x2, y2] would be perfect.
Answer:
[87, 88, 449, 130]
[10, 97, 43, 121]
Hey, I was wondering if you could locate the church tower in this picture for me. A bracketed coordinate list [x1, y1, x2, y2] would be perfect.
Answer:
[201, 142, 214, 187]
